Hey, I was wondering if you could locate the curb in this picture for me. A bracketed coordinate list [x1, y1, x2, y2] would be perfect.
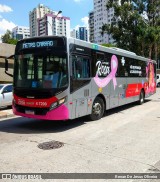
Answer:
[0, 110, 15, 119]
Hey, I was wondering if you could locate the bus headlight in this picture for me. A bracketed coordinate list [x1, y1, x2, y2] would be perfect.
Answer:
[58, 97, 66, 105]
[50, 102, 58, 110]
[50, 97, 67, 110]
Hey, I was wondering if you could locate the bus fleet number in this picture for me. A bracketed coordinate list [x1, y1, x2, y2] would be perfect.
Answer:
[35, 102, 47, 107]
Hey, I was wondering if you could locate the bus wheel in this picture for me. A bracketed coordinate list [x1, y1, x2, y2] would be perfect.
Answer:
[89, 97, 104, 121]
[139, 90, 145, 105]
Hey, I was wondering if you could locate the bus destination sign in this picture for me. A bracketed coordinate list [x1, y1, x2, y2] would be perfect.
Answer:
[22, 40, 55, 49]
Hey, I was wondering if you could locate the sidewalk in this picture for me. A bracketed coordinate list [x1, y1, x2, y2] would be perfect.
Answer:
[0, 109, 15, 119]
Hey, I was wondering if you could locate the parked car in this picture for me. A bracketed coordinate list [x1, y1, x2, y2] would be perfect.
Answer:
[0, 84, 13, 108]
[157, 74, 160, 87]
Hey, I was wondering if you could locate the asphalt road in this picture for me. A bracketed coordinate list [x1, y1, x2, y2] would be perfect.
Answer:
[0, 89, 160, 182]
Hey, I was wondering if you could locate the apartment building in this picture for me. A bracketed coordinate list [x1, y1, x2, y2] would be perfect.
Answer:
[76, 27, 89, 41]
[29, 4, 70, 37]
[38, 14, 70, 37]
[70, 29, 76, 39]
[29, 4, 53, 37]
[70, 27, 89, 41]
[91, 0, 117, 44]
[12, 26, 30, 40]
[88, 11, 94, 43]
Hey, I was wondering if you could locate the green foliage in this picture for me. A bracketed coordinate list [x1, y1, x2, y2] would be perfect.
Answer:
[102, 0, 160, 60]
[7, 38, 18, 45]
[101, 43, 115, 47]
[1, 30, 18, 45]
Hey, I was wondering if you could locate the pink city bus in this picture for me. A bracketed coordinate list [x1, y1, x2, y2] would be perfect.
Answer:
[5, 36, 156, 121]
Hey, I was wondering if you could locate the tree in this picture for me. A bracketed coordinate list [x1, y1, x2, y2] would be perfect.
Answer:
[1, 30, 18, 45]
[101, 43, 115, 47]
[145, 0, 160, 59]
[1, 30, 11, 43]
[101, 0, 160, 60]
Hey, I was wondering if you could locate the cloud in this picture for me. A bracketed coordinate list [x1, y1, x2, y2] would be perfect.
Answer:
[74, 24, 80, 30]
[0, 4, 14, 42]
[0, 18, 16, 36]
[73, 16, 89, 30]
[0, 4, 13, 13]
[81, 16, 89, 28]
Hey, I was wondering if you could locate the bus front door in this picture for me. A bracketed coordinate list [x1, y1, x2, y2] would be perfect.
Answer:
[70, 55, 91, 119]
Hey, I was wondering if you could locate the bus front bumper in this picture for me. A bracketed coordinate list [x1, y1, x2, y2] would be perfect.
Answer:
[12, 104, 69, 121]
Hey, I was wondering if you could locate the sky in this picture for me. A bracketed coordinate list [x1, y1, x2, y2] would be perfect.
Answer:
[0, 0, 93, 38]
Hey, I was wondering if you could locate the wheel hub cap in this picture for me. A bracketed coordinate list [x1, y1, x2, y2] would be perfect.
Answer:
[93, 103, 101, 115]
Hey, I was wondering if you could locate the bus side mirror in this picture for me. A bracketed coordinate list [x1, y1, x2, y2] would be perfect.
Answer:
[5, 58, 8, 71]
[4, 55, 14, 77]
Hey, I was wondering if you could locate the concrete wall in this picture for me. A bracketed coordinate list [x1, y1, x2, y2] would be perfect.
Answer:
[0, 43, 15, 83]
[0, 43, 15, 58]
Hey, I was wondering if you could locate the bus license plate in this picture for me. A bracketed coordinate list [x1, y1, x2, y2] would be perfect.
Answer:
[25, 110, 35, 115]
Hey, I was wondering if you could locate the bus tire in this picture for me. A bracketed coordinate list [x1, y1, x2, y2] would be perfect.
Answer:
[89, 97, 105, 121]
[139, 90, 145, 105]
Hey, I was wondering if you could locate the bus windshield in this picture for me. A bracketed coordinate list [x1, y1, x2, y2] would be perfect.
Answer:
[14, 52, 68, 89]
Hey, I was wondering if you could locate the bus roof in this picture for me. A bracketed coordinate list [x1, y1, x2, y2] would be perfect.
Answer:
[16, 36, 156, 64]
[67, 37, 156, 63]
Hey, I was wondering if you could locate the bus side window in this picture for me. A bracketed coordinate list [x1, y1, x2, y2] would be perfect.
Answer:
[75, 59, 82, 78]
[72, 56, 90, 79]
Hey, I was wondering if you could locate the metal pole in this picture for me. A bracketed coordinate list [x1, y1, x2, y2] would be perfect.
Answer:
[54, 11, 62, 36]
